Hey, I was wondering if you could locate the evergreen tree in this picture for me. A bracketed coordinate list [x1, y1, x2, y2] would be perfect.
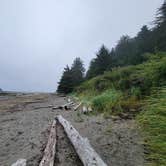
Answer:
[155, 0, 166, 51]
[57, 58, 85, 94]
[86, 45, 112, 79]
[57, 65, 73, 94]
[137, 25, 154, 53]
[71, 57, 85, 87]
[114, 36, 140, 66]
[156, 0, 166, 26]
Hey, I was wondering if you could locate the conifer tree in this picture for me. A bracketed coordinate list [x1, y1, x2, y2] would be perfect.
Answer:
[57, 58, 85, 94]
[57, 65, 73, 94]
[156, 0, 166, 26]
[71, 57, 85, 87]
[155, 0, 166, 51]
[86, 45, 112, 79]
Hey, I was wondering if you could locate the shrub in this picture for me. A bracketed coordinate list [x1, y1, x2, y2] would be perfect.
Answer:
[91, 89, 122, 114]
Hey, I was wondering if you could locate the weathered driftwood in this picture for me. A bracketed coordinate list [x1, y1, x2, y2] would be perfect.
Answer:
[67, 98, 71, 103]
[39, 120, 56, 166]
[34, 105, 53, 109]
[56, 115, 107, 166]
[62, 102, 74, 107]
[73, 102, 82, 111]
[11, 159, 26, 166]
[52, 102, 74, 110]
[82, 105, 93, 114]
[52, 106, 60, 110]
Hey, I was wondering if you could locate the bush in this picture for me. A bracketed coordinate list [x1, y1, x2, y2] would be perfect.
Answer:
[91, 89, 122, 114]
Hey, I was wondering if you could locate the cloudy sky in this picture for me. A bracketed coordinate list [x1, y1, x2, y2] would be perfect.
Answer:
[0, 0, 163, 92]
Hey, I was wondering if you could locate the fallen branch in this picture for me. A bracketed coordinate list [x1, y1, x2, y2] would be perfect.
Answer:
[56, 115, 107, 166]
[73, 102, 82, 111]
[52, 102, 74, 110]
[39, 120, 56, 166]
[62, 102, 74, 107]
[34, 105, 53, 109]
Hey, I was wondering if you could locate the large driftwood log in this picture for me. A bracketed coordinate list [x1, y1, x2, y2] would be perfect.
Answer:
[56, 115, 107, 166]
[39, 120, 56, 166]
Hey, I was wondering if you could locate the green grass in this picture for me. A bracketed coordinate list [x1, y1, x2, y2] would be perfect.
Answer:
[137, 87, 166, 166]
[91, 89, 122, 114]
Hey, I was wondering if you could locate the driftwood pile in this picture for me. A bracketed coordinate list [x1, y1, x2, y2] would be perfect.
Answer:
[11, 98, 96, 166]
[52, 97, 93, 114]
[12, 115, 106, 166]
[33, 96, 92, 114]
[40, 115, 107, 166]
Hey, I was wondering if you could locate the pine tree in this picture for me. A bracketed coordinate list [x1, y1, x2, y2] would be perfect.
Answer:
[71, 57, 85, 87]
[155, 0, 166, 51]
[57, 65, 73, 94]
[156, 0, 166, 26]
[114, 36, 140, 66]
[86, 45, 112, 79]
[136, 25, 155, 54]
[57, 58, 85, 94]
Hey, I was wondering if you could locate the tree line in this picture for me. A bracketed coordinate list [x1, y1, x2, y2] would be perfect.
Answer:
[57, 0, 166, 94]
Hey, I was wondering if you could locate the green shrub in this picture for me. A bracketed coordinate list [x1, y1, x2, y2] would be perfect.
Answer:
[120, 96, 141, 112]
[130, 87, 141, 98]
[91, 89, 122, 114]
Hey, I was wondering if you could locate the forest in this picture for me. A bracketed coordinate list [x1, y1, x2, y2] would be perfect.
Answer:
[57, 1, 166, 166]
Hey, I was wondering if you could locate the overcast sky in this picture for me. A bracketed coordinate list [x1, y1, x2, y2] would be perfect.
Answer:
[0, 0, 163, 92]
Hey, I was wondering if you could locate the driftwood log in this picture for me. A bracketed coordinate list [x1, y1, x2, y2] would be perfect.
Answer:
[34, 105, 53, 109]
[39, 120, 56, 166]
[52, 102, 74, 110]
[56, 115, 107, 166]
[81, 105, 93, 114]
[73, 102, 82, 111]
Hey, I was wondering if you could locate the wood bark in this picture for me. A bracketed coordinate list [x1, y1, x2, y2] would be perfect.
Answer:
[39, 120, 56, 166]
[73, 102, 82, 111]
[56, 115, 107, 166]
[52, 102, 74, 110]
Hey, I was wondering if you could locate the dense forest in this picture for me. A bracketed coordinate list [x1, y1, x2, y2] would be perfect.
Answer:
[57, 1, 166, 166]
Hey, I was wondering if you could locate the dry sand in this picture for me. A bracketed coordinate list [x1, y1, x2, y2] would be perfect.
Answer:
[0, 93, 144, 166]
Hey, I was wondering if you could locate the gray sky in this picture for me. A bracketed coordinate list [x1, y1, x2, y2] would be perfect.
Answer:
[0, 0, 163, 92]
